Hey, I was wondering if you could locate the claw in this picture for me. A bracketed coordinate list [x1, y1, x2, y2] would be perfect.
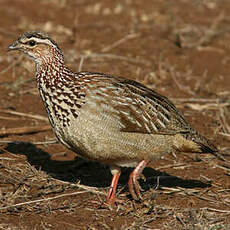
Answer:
[128, 160, 150, 200]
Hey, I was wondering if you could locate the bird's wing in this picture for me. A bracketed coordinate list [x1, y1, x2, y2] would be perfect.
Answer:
[112, 79, 192, 134]
[81, 72, 193, 135]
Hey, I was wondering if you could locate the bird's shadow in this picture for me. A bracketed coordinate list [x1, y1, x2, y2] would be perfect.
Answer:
[2, 142, 211, 192]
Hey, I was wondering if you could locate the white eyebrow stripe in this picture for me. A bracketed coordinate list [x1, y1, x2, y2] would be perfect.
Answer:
[22, 38, 56, 47]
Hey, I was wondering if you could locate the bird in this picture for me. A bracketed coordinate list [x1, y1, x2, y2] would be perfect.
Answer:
[8, 31, 217, 206]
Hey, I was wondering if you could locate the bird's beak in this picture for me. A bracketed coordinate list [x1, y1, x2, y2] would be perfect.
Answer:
[8, 41, 20, 52]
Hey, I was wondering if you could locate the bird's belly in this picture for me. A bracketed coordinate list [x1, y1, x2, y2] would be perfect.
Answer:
[54, 112, 175, 167]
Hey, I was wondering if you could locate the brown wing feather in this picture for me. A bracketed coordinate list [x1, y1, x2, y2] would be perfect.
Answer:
[112, 79, 193, 134]
[79, 72, 192, 135]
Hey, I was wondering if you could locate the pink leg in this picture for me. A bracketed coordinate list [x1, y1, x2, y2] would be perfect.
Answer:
[128, 160, 150, 200]
[106, 166, 121, 206]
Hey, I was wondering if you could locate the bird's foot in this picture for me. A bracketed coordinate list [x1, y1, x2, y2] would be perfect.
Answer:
[128, 160, 150, 201]
[128, 171, 143, 201]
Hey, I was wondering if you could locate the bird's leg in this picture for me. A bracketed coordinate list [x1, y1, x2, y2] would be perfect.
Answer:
[128, 160, 150, 200]
[106, 166, 122, 206]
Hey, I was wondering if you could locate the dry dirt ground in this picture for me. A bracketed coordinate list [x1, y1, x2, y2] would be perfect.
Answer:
[0, 0, 230, 229]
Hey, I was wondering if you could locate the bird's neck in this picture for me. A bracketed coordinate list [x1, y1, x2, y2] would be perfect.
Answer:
[35, 57, 73, 88]
[35, 46, 69, 83]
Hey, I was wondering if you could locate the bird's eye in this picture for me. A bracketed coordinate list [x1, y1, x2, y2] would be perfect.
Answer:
[27, 40, 36, 46]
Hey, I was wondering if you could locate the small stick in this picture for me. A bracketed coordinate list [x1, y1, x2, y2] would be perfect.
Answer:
[0, 139, 58, 145]
[0, 116, 21, 121]
[19, 87, 38, 95]
[0, 191, 88, 211]
[177, 103, 229, 111]
[32, 139, 58, 145]
[155, 163, 190, 170]
[0, 109, 48, 122]
[214, 164, 230, 172]
[51, 178, 107, 196]
[201, 207, 230, 214]
[101, 33, 139, 52]
[78, 55, 85, 72]
[219, 132, 230, 137]
[0, 125, 51, 137]
[219, 107, 230, 134]
[76, 53, 152, 66]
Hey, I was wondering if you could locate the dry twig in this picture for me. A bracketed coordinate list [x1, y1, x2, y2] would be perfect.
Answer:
[101, 33, 139, 52]
[0, 125, 51, 137]
[0, 190, 88, 211]
[0, 109, 48, 122]
[75, 53, 151, 66]
[0, 139, 58, 145]
[201, 207, 230, 214]
[178, 103, 229, 111]
[219, 107, 230, 134]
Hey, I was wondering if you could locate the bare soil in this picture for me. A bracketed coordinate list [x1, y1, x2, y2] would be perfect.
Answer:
[0, 0, 230, 229]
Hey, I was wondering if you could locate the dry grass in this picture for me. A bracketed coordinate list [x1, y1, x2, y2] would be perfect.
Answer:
[0, 150, 230, 229]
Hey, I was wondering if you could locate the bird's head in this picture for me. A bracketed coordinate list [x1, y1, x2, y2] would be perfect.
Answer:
[8, 31, 64, 65]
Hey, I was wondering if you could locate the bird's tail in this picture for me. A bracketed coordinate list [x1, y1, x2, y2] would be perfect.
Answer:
[191, 131, 227, 161]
